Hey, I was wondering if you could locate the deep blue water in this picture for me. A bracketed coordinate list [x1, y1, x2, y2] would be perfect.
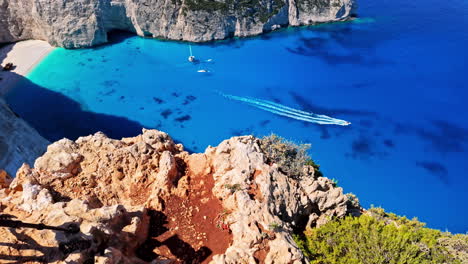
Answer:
[6, 0, 468, 232]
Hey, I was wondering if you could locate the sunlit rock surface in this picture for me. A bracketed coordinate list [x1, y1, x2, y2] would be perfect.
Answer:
[0, 129, 359, 263]
[0, 0, 356, 48]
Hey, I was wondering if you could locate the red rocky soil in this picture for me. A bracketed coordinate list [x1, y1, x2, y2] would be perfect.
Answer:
[137, 171, 232, 263]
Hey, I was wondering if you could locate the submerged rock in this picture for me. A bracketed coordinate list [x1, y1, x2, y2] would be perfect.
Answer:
[0, 129, 359, 263]
[0, 0, 357, 48]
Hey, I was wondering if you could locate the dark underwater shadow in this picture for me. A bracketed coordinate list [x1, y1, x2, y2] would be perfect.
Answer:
[415, 161, 450, 185]
[285, 23, 393, 66]
[393, 120, 468, 154]
[288, 91, 378, 118]
[4, 71, 151, 142]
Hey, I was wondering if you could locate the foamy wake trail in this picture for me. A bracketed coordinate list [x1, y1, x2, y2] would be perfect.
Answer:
[219, 92, 350, 126]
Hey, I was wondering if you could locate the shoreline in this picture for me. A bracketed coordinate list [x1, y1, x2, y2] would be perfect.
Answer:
[0, 40, 54, 96]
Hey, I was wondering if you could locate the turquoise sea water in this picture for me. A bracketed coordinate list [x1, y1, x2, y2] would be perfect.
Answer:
[6, 0, 468, 232]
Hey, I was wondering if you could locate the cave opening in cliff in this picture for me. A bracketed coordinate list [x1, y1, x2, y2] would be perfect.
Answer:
[106, 30, 136, 45]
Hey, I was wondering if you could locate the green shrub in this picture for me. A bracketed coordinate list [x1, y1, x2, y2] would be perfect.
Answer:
[269, 222, 282, 232]
[330, 178, 338, 187]
[184, 0, 228, 12]
[345, 193, 360, 208]
[438, 234, 468, 263]
[367, 206, 424, 228]
[294, 212, 460, 264]
[305, 158, 324, 177]
[259, 134, 323, 178]
[224, 183, 242, 193]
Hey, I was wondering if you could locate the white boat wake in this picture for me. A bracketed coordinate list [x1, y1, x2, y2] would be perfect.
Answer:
[218, 92, 351, 126]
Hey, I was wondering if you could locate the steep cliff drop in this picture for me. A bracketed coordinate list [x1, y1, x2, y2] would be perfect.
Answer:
[0, 98, 49, 176]
[0, 0, 356, 48]
[0, 40, 52, 176]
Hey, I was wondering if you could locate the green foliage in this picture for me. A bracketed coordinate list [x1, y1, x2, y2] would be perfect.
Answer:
[367, 206, 424, 228]
[269, 222, 281, 232]
[183, 0, 285, 23]
[330, 178, 338, 187]
[438, 233, 468, 263]
[260, 134, 322, 178]
[294, 212, 460, 264]
[224, 183, 242, 193]
[185, 0, 228, 12]
[305, 158, 324, 177]
[258, 0, 285, 23]
[345, 193, 360, 209]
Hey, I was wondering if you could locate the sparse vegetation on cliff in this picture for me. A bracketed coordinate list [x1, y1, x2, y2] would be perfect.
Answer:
[259, 134, 324, 178]
[224, 183, 242, 193]
[293, 208, 468, 264]
[185, 0, 229, 12]
[183, 0, 285, 23]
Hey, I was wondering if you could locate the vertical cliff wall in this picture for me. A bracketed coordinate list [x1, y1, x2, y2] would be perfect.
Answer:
[0, 0, 356, 48]
[0, 98, 49, 176]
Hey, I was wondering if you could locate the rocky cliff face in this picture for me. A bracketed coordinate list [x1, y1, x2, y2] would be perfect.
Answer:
[0, 98, 49, 176]
[0, 0, 356, 48]
[0, 129, 359, 263]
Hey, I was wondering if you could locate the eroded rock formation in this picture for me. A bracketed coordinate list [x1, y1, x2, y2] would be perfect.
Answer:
[0, 0, 356, 48]
[0, 129, 360, 263]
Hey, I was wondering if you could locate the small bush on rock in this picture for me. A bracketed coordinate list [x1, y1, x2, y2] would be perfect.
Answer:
[293, 210, 465, 264]
[259, 134, 323, 178]
[224, 183, 242, 194]
[345, 193, 361, 209]
[305, 158, 323, 177]
[269, 222, 282, 232]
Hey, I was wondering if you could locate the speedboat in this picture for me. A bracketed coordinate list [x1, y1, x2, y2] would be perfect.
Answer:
[197, 69, 209, 73]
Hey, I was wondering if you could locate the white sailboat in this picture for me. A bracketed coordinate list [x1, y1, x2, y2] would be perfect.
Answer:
[188, 45, 196, 62]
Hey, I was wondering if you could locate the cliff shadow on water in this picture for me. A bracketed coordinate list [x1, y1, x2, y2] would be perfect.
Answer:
[4, 71, 152, 143]
[0, 44, 16, 96]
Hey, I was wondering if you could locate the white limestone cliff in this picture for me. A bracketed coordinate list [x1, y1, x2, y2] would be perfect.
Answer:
[0, 0, 356, 48]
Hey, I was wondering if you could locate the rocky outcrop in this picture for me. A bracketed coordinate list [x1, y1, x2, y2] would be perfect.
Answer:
[207, 136, 354, 263]
[0, 98, 49, 176]
[0, 129, 359, 263]
[0, 0, 356, 48]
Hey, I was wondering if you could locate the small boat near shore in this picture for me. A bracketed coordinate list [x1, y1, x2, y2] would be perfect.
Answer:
[188, 45, 197, 63]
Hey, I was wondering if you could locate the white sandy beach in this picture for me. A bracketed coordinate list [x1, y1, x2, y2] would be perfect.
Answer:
[0, 40, 54, 95]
